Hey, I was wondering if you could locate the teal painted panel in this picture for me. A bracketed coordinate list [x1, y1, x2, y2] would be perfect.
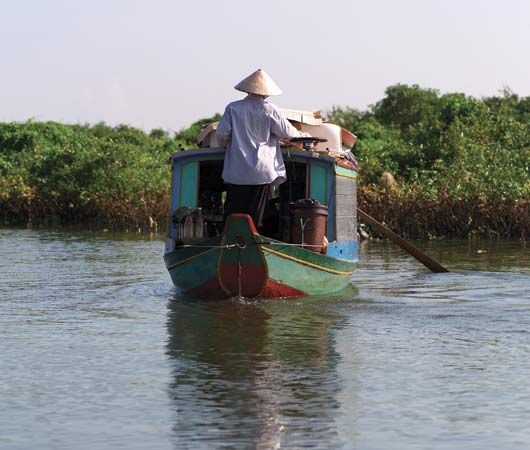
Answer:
[335, 165, 357, 179]
[168, 250, 219, 292]
[180, 162, 198, 208]
[310, 164, 327, 205]
[264, 252, 353, 295]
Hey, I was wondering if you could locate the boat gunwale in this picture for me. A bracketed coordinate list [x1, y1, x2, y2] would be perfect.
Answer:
[164, 233, 356, 275]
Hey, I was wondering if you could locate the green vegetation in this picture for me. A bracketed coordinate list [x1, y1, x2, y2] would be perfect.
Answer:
[0, 87, 528, 237]
[0, 121, 172, 230]
[0, 114, 221, 230]
[328, 85, 530, 238]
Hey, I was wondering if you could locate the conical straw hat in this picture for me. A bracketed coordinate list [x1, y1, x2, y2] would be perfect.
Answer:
[234, 69, 282, 96]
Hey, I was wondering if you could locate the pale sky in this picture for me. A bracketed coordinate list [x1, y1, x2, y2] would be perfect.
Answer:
[1, 0, 529, 132]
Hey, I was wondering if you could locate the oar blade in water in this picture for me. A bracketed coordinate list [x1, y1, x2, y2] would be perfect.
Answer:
[357, 208, 449, 273]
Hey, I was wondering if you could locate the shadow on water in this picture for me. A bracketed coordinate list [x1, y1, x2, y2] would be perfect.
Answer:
[165, 289, 359, 449]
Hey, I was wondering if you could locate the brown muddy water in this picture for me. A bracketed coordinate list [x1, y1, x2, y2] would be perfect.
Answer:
[1, 228, 529, 449]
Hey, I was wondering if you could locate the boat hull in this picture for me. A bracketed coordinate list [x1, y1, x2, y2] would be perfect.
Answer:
[164, 214, 356, 299]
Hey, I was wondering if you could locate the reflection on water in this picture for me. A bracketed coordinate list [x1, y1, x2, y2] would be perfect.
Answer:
[1, 229, 530, 449]
[166, 295, 352, 449]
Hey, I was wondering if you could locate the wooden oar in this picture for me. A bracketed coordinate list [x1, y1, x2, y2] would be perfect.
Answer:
[357, 208, 449, 273]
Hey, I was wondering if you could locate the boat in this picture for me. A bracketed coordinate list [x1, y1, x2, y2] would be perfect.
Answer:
[164, 109, 359, 299]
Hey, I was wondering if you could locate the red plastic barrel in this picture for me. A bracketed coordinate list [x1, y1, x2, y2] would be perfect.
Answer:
[289, 199, 328, 253]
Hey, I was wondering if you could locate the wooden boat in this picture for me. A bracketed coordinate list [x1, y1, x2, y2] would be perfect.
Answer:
[164, 111, 359, 299]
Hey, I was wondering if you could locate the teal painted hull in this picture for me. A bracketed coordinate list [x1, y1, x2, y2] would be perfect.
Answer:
[164, 214, 356, 299]
[263, 246, 354, 296]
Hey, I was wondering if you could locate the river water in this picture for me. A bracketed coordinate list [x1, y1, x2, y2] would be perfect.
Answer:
[1, 228, 529, 449]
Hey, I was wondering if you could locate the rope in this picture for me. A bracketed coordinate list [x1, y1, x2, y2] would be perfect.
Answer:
[175, 243, 238, 249]
[175, 240, 323, 250]
[299, 217, 310, 247]
[237, 247, 242, 300]
[258, 241, 322, 248]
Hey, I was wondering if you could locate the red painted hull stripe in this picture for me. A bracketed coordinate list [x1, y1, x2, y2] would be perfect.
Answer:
[185, 277, 308, 299]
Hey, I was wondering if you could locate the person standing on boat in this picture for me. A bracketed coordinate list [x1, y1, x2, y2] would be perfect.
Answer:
[216, 68, 310, 228]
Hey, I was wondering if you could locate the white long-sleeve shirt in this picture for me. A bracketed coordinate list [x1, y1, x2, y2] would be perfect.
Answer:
[216, 95, 307, 186]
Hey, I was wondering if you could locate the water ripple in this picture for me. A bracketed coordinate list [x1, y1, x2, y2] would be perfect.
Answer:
[2, 231, 530, 449]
